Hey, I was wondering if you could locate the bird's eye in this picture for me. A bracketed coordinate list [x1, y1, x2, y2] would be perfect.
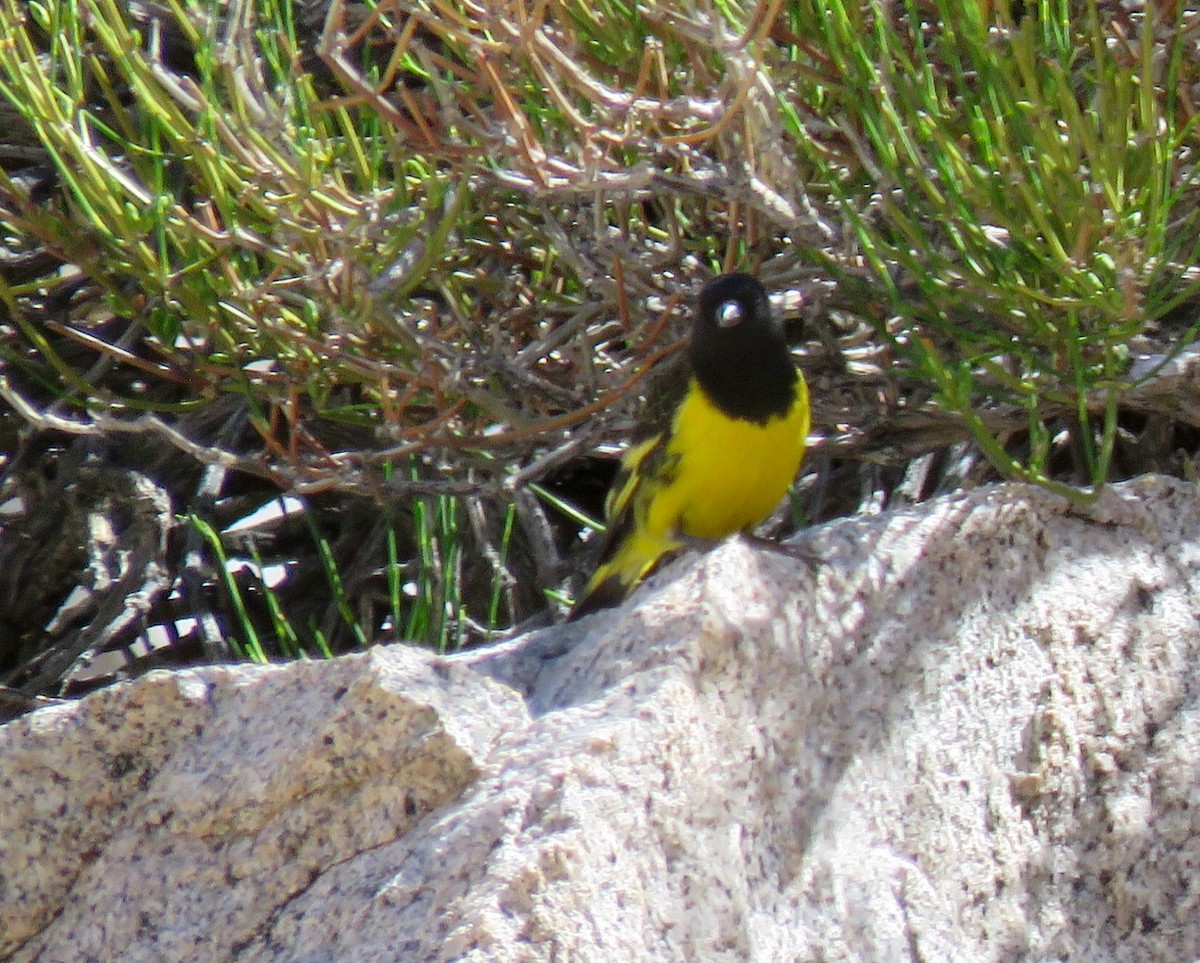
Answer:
[716, 300, 744, 328]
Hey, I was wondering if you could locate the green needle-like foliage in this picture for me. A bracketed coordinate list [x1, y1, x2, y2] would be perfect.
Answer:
[785, 0, 1200, 493]
[0, 0, 1197, 698]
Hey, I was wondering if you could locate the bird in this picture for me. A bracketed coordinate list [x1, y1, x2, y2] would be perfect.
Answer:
[568, 272, 810, 621]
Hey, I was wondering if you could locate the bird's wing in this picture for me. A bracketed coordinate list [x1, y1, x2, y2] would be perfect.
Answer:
[567, 352, 692, 620]
[596, 353, 690, 561]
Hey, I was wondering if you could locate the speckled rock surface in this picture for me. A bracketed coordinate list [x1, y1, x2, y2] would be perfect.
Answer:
[4, 475, 1200, 962]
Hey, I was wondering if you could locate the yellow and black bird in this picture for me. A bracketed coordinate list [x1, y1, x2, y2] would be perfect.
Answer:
[569, 272, 810, 620]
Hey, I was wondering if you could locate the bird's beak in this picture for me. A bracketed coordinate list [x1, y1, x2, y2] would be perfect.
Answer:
[716, 303, 744, 328]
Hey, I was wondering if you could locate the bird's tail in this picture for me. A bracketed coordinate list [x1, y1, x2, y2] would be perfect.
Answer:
[567, 529, 680, 621]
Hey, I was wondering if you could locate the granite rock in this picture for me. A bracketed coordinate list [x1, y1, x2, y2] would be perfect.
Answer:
[3, 476, 1200, 961]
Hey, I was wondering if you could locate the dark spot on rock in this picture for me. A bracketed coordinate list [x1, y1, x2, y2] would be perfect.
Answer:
[109, 752, 137, 779]
[1136, 585, 1154, 611]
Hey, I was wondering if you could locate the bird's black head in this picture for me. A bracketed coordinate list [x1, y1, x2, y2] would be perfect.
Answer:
[688, 273, 798, 423]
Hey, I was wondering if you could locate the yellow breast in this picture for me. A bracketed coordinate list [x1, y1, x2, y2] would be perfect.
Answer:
[645, 376, 810, 541]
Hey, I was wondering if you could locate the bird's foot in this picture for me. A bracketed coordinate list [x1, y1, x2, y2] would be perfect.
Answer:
[739, 532, 822, 566]
[675, 532, 724, 553]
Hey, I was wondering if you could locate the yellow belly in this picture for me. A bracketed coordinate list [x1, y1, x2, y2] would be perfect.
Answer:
[646, 377, 810, 541]
[571, 374, 810, 617]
